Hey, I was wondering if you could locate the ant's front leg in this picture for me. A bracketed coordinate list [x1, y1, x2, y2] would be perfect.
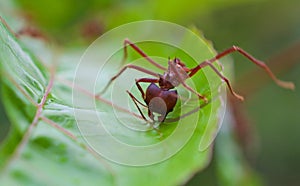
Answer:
[135, 77, 159, 99]
[98, 65, 159, 95]
[126, 90, 148, 122]
[168, 61, 208, 103]
[122, 39, 167, 70]
[99, 38, 169, 95]
[127, 77, 163, 136]
[127, 77, 158, 121]
[127, 90, 163, 136]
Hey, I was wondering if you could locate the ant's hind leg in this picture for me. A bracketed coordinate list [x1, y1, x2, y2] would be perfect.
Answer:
[189, 46, 294, 91]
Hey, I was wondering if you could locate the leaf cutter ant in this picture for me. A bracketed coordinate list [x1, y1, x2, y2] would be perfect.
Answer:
[99, 39, 294, 123]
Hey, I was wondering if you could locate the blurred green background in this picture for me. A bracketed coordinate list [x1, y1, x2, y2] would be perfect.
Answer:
[0, 0, 299, 185]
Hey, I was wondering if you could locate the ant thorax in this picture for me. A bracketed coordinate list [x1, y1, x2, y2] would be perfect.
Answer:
[158, 59, 189, 90]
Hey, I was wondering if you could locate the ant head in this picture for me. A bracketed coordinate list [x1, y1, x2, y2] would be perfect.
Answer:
[173, 57, 180, 64]
[172, 57, 186, 68]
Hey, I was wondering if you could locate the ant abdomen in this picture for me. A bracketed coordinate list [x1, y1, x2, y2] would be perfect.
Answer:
[145, 83, 177, 122]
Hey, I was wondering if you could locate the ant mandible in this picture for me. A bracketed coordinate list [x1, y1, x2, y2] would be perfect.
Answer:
[99, 39, 294, 123]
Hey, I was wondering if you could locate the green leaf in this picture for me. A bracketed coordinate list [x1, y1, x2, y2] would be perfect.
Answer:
[0, 18, 226, 185]
[0, 18, 113, 186]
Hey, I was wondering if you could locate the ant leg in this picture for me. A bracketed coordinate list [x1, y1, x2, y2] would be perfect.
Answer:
[126, 90, 148, 122]
[135, 78, 159, 99]
[180, 81, 208, 103]
[189, 46, 295, 90]
[98, 64, 159, 95]
[192, 61, 244, 101]
[136, 77, 189, 104]
[100, 39, 168, 95]
[168, 61, 208, 103]
[123, 39, 167, 70]
[127, 90, 162, 136]
[127, 77, 158, 119]
[164, 100, 211, 123]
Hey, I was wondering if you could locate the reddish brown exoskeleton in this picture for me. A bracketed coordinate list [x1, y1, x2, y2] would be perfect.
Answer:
[100, 39, 294, 123]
